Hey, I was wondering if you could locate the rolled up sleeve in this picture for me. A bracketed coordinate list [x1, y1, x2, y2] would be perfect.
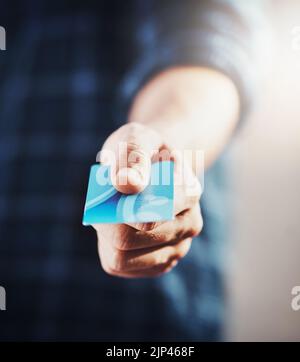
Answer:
[118, 0, 267, 123]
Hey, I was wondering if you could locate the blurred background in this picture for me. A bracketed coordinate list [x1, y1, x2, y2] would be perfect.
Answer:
[228, 0, 300, 341]
[0, 0, 300, 342]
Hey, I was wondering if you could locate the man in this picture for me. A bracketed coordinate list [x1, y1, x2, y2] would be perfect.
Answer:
[0, 1, 263, 340]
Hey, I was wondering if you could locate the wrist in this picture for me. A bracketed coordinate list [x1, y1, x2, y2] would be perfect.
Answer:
[128, 66, 239, 167]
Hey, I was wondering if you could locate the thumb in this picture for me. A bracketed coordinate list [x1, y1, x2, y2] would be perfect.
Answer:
[104, 123, 162, 194]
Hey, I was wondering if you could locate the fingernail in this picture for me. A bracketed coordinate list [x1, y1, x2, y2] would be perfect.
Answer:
[117, 167, 143, 186]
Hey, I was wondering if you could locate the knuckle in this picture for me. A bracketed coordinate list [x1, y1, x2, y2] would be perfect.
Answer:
[176, 239, 192, 259]
[109, 249, 124, 273]
[126, 141, 145, 154]
[127, 148, 148, 167]
[112, 226, 134, 251]
[101, 262, 117, 276]
[112, 237, 128, 251]
[189, 216, 203, 237]
[143, 230, 169, 245]
[98, 253, 118, 276]
[187, 193, 201, 206]
[132, 222, 160, 232]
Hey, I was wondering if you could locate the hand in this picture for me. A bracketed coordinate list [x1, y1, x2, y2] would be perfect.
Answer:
[93, 123, 203, 278]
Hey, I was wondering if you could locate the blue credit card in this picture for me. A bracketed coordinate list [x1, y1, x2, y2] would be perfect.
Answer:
[82, 161, 174, 225]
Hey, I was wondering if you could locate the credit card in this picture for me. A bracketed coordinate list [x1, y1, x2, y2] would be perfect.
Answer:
[82, 161, 174, 225]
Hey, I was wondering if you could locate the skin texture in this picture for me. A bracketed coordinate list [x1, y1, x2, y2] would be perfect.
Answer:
[93, 67, 239, 278]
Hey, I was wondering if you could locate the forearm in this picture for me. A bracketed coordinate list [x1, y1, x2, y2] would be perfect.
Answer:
[128, 67, 240, 169]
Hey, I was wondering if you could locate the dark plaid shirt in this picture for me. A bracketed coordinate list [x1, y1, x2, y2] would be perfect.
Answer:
[0, 1, 262, 341]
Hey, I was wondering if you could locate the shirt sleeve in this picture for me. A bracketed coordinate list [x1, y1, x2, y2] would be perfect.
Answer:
[117, 0, 268, 124]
